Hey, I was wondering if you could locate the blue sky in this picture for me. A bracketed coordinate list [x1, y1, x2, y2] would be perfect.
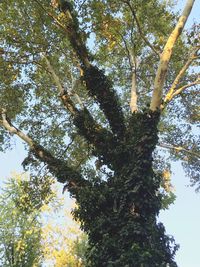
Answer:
[0, 1, 199, 266]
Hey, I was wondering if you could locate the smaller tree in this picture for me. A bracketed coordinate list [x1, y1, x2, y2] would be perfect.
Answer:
[41, 198, 87, 267]
[0, 173, 45, 267]
[0, 173, 87, 267]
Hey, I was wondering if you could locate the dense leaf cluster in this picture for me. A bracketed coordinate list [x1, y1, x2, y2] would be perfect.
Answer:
[83, 66, 126, 138]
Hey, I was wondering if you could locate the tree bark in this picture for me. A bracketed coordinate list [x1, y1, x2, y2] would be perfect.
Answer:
[130, 70, 138, 113]
[150, 0, 195, 111]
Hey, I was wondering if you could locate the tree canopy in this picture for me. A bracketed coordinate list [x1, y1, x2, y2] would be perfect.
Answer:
[0, 0, 199, 187]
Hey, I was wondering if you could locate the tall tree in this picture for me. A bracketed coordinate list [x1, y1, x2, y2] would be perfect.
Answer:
[0, 0, 199, 266]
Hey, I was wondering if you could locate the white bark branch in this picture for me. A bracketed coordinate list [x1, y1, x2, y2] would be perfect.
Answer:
[118, 34, 139, 112]
[171, 78, 200, 98]
[150, 0, 195, 111]
[163, 46, 200, 105]
[158, 142, 200, 159]
[43, 55, 64, 94]
[43, 55, 80, 115]
[129, 51, 139, 113]
[70, 71, 84, 108]
[0, 108, 34, 148]
[130, 70, 138, 113]
[0, 108, 86, 187]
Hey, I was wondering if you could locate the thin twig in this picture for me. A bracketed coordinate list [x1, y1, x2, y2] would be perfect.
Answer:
[119, 33, 133, 69]
[123, 0, 160, 57]
[33, 0, 67, 32]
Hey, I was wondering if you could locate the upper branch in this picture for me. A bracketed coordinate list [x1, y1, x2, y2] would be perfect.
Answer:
[150, 0, 195, 111]
[43, 55, 80, 115]
[119, 34, 139, 112]
[129, 50, 139, 113]
[123, 0, 160, 57]
[163, 46, 200, 106]
[171, 78, 200, 98]
[47, 1, 126, 139]
[158, 142, 200, 159]
[43, 56, 119, 169]
[0, 109, 88, 193]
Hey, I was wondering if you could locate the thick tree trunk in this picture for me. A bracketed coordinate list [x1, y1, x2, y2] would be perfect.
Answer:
[74, 112, 178, 267]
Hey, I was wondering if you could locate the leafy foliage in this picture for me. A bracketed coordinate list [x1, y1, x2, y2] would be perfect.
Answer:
[0, 174, 43, 267]
[41, 199, 87, 267]
[0, 173, 88, 267]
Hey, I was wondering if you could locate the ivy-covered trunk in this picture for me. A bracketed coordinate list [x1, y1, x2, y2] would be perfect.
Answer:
[74, 112, 178, 267]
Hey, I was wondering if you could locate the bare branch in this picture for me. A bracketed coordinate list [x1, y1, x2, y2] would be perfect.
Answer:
[43, 55, 80, 115]
[1, 108, 34, 147]
[70, 71, 84, 108]
[0, 109, 86, 190]
[171, 78, 200, 98]
[158, 142, 200, 159]
[163, 46, 200, 105]
[150, 0, 195, 111]
[130, 71, 138, 113]
[42, 57, 120, 169]
[44, 53, 84, 110]
[43, 55, 65, 94]
[118, 33, 138, 112]
[129, 51, 139, 113]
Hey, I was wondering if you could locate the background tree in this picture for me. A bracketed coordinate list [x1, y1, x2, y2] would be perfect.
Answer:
[0, 173, 45, 267]
[0, 173, 87, 267]
[0, 0, 199, 266]
[41, 199, 87, 267]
